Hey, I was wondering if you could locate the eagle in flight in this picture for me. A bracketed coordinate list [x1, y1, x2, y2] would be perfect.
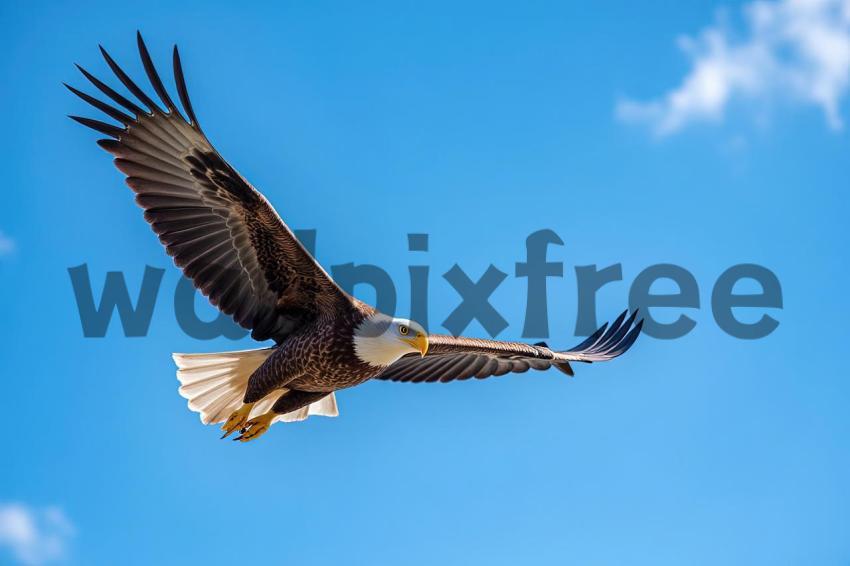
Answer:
[67, 33, 643, 442]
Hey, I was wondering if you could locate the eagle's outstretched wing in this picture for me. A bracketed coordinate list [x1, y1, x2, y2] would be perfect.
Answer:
[67, 32, 350, 343]
[374, 310, 643, 383]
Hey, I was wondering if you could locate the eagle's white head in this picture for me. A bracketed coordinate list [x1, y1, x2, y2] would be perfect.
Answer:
[353, 313, 429, 367]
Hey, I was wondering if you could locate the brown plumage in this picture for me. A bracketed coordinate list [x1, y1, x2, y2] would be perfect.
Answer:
[68, 33, 643, 441]
[375, 309, 642, 383]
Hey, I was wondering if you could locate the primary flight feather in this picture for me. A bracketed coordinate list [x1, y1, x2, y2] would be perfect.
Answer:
[68, 32, 643, 442]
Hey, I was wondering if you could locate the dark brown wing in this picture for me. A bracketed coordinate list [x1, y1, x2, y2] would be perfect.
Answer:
[67, 32, 351, 343]
[374, 310, 643, 383]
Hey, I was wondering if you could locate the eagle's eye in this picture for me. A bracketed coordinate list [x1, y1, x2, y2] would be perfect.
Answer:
[398, 324, 409, 336]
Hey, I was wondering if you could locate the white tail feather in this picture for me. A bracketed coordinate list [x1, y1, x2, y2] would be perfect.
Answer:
[173, 348, 339, 425]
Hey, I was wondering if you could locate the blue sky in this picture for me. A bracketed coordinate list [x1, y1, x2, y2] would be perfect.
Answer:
[1, 0, 849, 564]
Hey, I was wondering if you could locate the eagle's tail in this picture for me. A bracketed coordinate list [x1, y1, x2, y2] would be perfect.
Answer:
[172, 348, 339, 426]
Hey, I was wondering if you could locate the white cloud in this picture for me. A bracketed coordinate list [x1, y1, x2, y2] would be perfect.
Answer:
[617, 0, 850, 135]
[0, 504, 73, 565]
[0, 231, 13, 256]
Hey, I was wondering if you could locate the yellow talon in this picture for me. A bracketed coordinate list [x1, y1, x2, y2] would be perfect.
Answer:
[220, 403, 255, 439]
[234, 411, 275, 443]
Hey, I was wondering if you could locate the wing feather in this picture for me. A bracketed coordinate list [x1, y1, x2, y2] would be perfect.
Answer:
[69, 33, 351, 343]
[374, 310, 642, 383]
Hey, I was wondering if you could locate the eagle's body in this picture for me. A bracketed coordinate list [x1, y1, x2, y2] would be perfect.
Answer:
[247, 301, 376, 396]
[68, 33, 643, 442]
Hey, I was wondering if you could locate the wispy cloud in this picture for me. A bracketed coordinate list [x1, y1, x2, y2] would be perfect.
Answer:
[0, 231, 14, 256]
[0, 504, 74, 565]
[617, 0, 850, 135]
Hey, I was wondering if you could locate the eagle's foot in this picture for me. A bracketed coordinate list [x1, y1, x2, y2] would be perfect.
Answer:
[234, 412, 275, 443]
[220, 402, 255, 439]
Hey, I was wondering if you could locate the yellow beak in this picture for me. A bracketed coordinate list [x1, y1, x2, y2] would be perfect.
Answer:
[401, 332, 429, 357]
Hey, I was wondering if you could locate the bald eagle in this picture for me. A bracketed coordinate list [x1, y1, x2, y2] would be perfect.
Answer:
[67, 33, 643, 442]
